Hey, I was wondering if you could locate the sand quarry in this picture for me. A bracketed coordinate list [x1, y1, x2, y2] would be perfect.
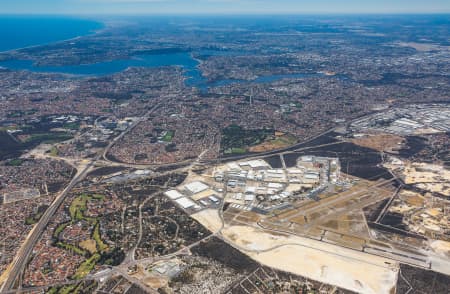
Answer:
[403, 162, 450, 196]
[192, 209, 399, 294]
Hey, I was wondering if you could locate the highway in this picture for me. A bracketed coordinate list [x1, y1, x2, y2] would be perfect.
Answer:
[0, 161, 95, 292]
[0, 107, 396, 292]
[0, 103, 163, 293]
[202, 129, 336, 164]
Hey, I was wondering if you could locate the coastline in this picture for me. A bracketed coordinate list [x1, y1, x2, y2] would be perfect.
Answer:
[0, 17, 105, 54]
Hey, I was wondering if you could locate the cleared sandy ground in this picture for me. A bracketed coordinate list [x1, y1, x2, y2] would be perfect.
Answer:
[416, 183, 450, 197]
[428, 240, 450, 275]
[430, 240, 450, 257]
[351, 133, 404, 152]
[191, 207, 399, 293]
[428, 251, 450, 276]
[403, 163, 450, 196]
[221, 225, 399, 294]
[404, 163, 450, 184]
[188, 169, 400, 293]
[429, 240, 450, 274]
[191, 209, 223, 232]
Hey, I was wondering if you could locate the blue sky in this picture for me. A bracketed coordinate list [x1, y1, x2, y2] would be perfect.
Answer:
[1, 0, 449, 15]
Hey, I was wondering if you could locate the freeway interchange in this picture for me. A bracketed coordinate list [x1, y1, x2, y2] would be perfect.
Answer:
[2, 105, 450, 294]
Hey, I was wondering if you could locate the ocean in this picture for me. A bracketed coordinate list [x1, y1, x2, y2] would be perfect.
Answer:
[0, 16, 325, 89]
[0, 15, 102, 52]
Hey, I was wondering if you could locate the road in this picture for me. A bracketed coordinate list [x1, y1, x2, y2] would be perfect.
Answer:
[202, 129, 336, 165]
[0, 104, 163, 293]
[0, 161, 95, 292]
[102, 103, 161, 162]
[0, 107, 392, 291]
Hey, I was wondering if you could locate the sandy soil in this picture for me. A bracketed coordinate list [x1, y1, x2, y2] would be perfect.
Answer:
[0, 264, 12, 288]
[403, 163, 450, 196]
[130, 265, 169, 289]
[404, 163, 450, 184]
[413, 127, 442, 135]
[191, 209, 222, 232]
[430, 240, 450, 258]
[191, 189, 216, 201]
[285, 184, 313, 192]
[399, 190, 425, 206]
[144, 276, 168, 289]
[416, 183, 450, 197]
[221, 225, 399, 294]
[248, 134, 296, 153]
[351, 133, 404, 152]
[22, 143, 53, 158]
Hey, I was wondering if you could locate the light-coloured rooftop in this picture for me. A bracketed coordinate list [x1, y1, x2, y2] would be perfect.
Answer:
[184, 181, 209, 194]
[175, 197, 196, 209]
[164, 190, 184, 200]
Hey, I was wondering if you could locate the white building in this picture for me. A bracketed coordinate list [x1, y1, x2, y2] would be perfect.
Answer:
[268, 182, 283, 189]
[246, 186, 256, 194]
[185, 181, 209, 194]
[245, 194, 255, 202]
[175, 197, 196, 209]
[164, 190, 184, 200]
[240, 159, 270, 170]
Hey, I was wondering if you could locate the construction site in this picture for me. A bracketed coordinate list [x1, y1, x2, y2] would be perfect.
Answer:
[162, 150, 450, 294]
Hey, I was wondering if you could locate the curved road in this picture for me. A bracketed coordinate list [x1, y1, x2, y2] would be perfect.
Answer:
[1, 103, 163, 292]
[0, 106, 377, 291]
[0, 161, 95, 292]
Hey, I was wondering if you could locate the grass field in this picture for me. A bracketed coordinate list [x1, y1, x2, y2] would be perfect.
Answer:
[69, 195, 89, 221]
[224, 147, 247, 155]
[69, 194, 102, 222]
[49, 146, 59, 156]
[79, 239, 97, 254]
[221, 126, 297, 154]
[161, 130, 175, 142]
[92, 223, 108, 252]
[248, 133, 297, 153]
[25, 206, 47, 225]
[221, 125, 273, 154]
[6, 158, 23, 166]
[72, 253, 101, 280]
[62, 122, 81, 130]
[23, 132, 73, 144]
[52, 193, 114, 280]
[56, 241, 87, 256]
[53, 222, 70, 239]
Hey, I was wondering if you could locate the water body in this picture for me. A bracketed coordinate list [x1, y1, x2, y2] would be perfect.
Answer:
[0, 53, 198, 76]
[0, 52, 324, 90]
[0, 16, 324, 90]
[0, 52, 212, 89]
[0, 16, 102, 52]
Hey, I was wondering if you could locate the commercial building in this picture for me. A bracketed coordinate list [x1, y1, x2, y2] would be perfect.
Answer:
[184, 181, 209, 194]
[164, 190, 184, 200]
[175, 197, 197, 209]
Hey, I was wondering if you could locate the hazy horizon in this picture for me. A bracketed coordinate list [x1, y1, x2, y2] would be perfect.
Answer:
[2, 0, 450, 15]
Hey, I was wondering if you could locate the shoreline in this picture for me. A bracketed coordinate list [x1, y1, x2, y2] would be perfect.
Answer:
[0, 18, 106, 55]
